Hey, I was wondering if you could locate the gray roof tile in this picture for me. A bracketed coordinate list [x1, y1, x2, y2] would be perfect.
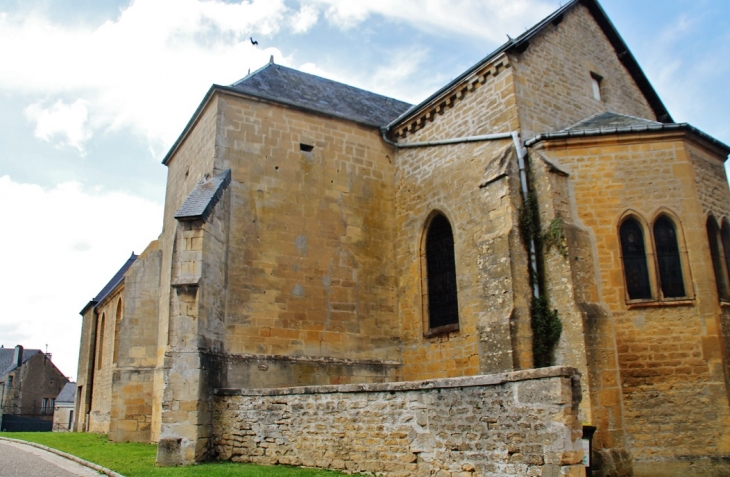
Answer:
[229, 63, 412, 127]
[0, 347, 40, 376]
[564, 111, 662, 131]
[175, 169, 231, 222]
[56, 382, 76, 402]
[524, 111, 730, 154]
[92, 253, 138, 304]
[80, 253, 138, 315]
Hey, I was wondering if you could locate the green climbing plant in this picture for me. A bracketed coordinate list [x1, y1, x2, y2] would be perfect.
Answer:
[517, 162, 564, 367]
[530, 295, 563, 368]
[542, 216, 568, 258]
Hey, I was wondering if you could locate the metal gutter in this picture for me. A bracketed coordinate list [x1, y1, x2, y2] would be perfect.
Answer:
[380, 128, 512, 148]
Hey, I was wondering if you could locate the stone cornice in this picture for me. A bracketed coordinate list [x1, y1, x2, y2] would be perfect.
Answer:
[390, 54, 512, 140]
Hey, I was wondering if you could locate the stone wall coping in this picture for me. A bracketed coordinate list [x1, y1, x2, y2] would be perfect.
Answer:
[224, 352, 401, 367]
[215, 365, 579, 396]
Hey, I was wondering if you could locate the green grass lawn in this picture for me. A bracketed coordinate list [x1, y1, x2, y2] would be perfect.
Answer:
[0, 433, 345, 477]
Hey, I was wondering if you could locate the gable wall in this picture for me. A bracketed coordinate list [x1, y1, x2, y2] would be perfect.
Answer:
[510, 3, 656, 139]
[1, 353, 67, 420]
[215, 95, 401, 386]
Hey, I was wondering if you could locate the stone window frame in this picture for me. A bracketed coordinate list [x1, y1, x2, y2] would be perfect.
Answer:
[590, 72, 604, 102]
[96, 312, 105, 370]
[112, 298, 123, 364]
[420, 210, 460, 337]
[706, 213, 730, 302]
[618, 209, 694, 307]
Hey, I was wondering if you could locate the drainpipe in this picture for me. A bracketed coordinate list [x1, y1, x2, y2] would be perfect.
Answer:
[380, 127, 541, 298]
[512, 131, 540, 298]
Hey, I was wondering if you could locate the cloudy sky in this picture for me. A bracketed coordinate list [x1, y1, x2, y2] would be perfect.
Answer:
[1, 0, 728, 380]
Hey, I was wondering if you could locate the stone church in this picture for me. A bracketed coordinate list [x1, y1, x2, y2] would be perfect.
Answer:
[74, 0, 730, 475]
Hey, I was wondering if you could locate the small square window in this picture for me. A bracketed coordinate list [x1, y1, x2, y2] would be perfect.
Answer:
[591, 72, 603, 101]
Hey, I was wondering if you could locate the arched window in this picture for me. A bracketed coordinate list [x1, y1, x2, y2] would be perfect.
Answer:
[619, 218, 652, 300]
[96, 313, 105, 370]
[113, 299, 123, 364]
[653, 216, 685, 298]
[707, 216, 730, 300]
[424, 213, 459, 332]
[721, 221, 730, 290]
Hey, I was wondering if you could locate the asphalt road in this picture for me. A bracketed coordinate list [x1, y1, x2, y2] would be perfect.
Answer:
[0, 440, 102, 476]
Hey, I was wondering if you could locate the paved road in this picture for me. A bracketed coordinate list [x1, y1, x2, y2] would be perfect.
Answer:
[0, 440, 102, 476]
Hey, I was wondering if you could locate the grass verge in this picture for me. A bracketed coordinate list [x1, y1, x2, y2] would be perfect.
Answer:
[0, 432, 345, 477]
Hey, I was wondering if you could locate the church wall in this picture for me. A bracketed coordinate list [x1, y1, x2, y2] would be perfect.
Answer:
[213, 94, 401, 386]
[74, 306, 96, 431]
[151, 96, 220, 443]
[87, 287, 122, 434]
[528, 150, 632, 475]
[509, 3, 656, 139]
[537, 133, 730, 475]
[394, 58, 533, 380]
[109, 241, 161, 443]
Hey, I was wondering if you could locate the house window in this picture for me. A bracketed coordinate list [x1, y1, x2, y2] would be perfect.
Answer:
[591, 72, 603, 101]
[707, 216, 730, 300]
[424, 213, 459, 333]
[619, 217, 652, 299]
[7, 375, 12, 388]
[654, 215, 685, 298]
[41, 398, 49, 414]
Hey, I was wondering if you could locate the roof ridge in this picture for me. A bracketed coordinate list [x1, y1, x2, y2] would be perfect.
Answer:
[231, 61, 275, 87]
[236, 62, 409, 104]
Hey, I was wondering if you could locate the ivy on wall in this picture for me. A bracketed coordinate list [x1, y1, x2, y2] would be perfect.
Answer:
[518, 162, 564, 368]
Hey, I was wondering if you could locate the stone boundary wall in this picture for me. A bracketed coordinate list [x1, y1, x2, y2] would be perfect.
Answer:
[213, 367, 585, 476]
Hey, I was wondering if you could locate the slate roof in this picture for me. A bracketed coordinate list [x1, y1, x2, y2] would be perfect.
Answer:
[386, 0, 672, 130]
[175, 169, 231, 222]
[80, 253, 138, 315]
[564, 111, 662, 131]
[524, 111, 730, 154]
[228, 62, 412, 128]
[56, 382, 76, 403]
[0, 347, 40, 376]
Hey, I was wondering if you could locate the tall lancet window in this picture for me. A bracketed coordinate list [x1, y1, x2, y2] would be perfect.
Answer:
[620, 218, 652, 299]
[425, 213, 459, 332]
[653, 216, 685, 298]
[707, 216, 730, 300]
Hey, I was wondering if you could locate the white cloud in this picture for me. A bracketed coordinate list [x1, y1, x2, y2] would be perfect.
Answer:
[25, 99, 92, 155]
[304, 0, 556, 42]
[290, 4, 319, 33]
[0, 0, 290, 155]
[0, 175, 163, 380]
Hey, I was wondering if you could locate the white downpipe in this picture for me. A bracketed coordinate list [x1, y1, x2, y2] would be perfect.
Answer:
[511, 131, 540, 299]
[380, 129, 513, 149]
